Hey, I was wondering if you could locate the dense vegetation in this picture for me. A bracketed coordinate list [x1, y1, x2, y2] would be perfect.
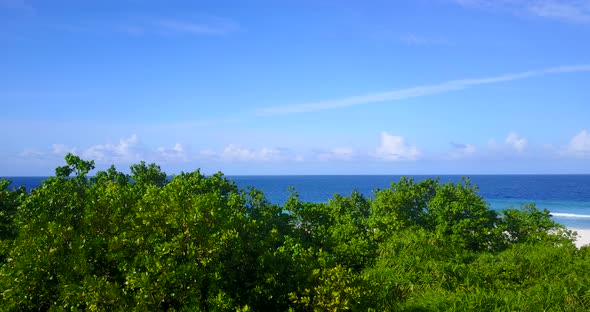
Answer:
[1, 154, 589, 311]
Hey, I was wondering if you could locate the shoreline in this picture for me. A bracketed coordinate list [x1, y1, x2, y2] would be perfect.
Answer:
[570, 228, 590, 248]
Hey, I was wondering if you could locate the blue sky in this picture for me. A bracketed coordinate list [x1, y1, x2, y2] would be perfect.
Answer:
[1, 0, 590, 175]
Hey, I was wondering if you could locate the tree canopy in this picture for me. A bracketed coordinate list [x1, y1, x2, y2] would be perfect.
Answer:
[0, 154, 588, 311]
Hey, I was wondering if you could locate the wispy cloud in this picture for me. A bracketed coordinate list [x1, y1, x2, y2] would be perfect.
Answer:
[52, 144, 77, 156]
[397, 33, 454, 46]
[201, 145, 295, 162]
[447, 130, 590, 161]
[26, 135, 144, 165]
[448, 142, 477, 159]
[370, 29, 454, 46]
[462, 132, 531, 159]
[442, 133, 536, 161]
[452, 0, 519, 9]
[315, 147, 356, 161]
[157, 143, 189, 163]
[16, 130, 590, 171]
[155, 17, 238, 35]
[452, 0, 590, 24]
[529, 1, 590, 23]
[21, 135, 195, 166]
[81, 135, 144, 163]
[17, 149, 45, 159]
[51, 16, 239, 37]
[117, 16, 239, 37]
[258, 64, 590, 115]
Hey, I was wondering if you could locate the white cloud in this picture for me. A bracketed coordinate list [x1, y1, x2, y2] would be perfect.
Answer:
[529, 1, 590, 23]
[18, 144, 80, 160]
[14, 136, 300, 167]
[449, 142, 477, 159]
[257, 64, 590, 115]
[49, 136, 192, 164]
[486, 133, 532, 155]
[566, 130, 590, 158]
[155, 17, 239, 35]
[82, 134, 143, 163]
[452, 0, 488, 7]
[53, 15, 239, 37]
[316, 147, 355, 161]
[452, 0, 590, 23]
[157, 143, 188, 163]
[199, 149, 217, 158]
[18, 135, 146, 164]
[217, 145, 285, 162]
[199, 145, 302, 163]
[505, 132, 528, 152]
[17, 149, 45, 159]
[51, 144, 77, 156]
[370, 29, 453, 46]
[117, 17, 239, 37]
[453, 0, 530, 9]
[398, 33, 454, 46]
[375, 132, 420, 161]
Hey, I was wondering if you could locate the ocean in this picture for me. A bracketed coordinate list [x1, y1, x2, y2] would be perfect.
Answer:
[3, 175, 590, 229]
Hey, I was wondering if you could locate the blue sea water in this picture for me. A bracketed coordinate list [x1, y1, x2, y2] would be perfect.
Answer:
[3, 175, 590, 229]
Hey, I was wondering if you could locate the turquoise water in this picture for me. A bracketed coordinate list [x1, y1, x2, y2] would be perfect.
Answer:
[487, 198, 590, 229]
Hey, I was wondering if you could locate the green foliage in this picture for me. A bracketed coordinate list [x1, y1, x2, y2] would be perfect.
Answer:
[55, 153, 96, 179]
[0, 179, 26, 263]
[0, 155, 587, 311]
[287, 190, 375, 272]
[499, 203, 576, 246]
[426, 179, 500, 252]
[90, 165, 129, 185]
[370, 178, 437, 241]
[130, 161, 167, 187]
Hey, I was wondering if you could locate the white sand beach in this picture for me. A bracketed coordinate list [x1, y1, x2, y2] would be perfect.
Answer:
[571, 228, 590, 248]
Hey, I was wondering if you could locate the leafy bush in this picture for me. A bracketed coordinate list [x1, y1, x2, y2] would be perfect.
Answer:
[0, 154, 585, 311]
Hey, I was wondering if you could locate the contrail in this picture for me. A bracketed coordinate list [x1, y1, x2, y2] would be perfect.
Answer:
[257, 64, 590, 115]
